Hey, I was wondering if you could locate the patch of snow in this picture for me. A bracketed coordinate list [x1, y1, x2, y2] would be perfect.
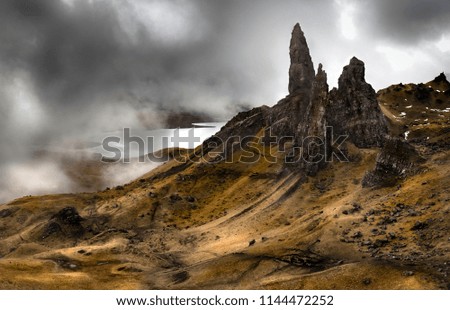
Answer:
[399, 112, 406, 117]
[405, 105, 413, 109]
[429, 108, 450, 113]
[404, 131, 410, 140]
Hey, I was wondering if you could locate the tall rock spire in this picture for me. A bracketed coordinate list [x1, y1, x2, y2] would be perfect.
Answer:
[288, 23, 315, 95]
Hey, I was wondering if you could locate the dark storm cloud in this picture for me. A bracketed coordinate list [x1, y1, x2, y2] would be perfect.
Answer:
[356, 0, 450, 44]
[0, 0, 178, 111]
[0, 0, 341, 118]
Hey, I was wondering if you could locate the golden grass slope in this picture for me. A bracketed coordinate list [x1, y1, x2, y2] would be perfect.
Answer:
[0, 80, 449, 289]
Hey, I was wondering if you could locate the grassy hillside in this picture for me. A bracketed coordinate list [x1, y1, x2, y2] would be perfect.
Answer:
[0, 79, 449, 290]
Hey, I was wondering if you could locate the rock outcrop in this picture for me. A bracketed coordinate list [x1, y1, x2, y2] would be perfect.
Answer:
[41, 207, 85, 240]
[205, 23, 391, 176]
[362, 138, 425, 188]
[209, 106, 270, 157]
[327, 57, 388, 148]
[214, 106, 270, 142]
[300, 64, 329, 175]
[433, 72, 450, 86]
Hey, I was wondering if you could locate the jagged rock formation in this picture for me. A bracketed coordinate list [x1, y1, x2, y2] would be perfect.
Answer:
[327, 57, 388, 148]
[302, 64, 328, 138]
[208, 23, 388, 176]
[300, 64, 329, 175]
[362, 138, 425, 188]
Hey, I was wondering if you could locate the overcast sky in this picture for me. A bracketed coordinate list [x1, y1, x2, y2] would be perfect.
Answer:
[0, 0, 449, 202]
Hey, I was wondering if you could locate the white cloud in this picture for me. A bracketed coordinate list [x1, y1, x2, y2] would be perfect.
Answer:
[8, 74, 46, 131]
[436, 35, 450, 53]
[0, 160, 74, 202]
[115, 0, 209, 45]
[376, 45, 432, 72]
[335, 0, 357, 40]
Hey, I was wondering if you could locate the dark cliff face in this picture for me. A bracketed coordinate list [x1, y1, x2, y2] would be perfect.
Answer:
[207, 23, 392, 176]
[327, 57, 388, 148]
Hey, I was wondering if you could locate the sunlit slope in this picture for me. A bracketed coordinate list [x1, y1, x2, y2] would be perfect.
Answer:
[0, 134, 448, 289]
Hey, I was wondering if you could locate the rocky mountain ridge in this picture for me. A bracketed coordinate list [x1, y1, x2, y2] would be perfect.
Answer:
[209, 23, 389, 176]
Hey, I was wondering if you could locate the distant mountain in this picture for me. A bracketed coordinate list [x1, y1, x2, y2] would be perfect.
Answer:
[0, 23, 448, 290]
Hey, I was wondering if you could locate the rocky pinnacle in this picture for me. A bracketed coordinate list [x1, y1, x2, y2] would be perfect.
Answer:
[288, 23, 315, 95]
[327, 57, 388, 148]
